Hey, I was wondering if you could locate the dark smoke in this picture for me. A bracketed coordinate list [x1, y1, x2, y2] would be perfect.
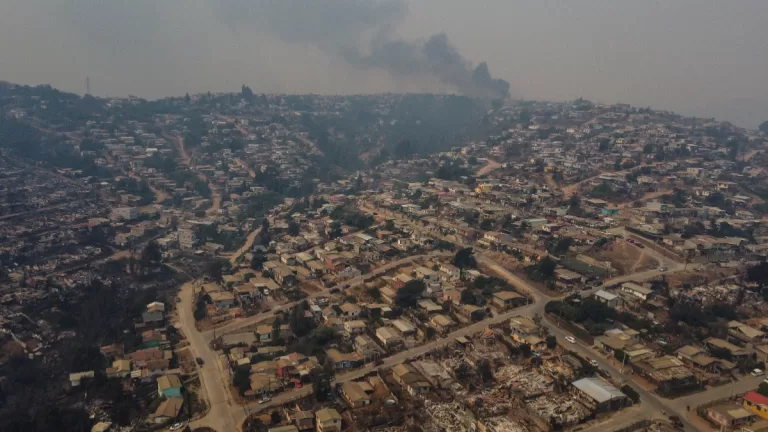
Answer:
[217, 0, 510, 99]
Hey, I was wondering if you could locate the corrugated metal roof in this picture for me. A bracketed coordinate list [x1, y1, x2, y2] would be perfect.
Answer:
[572, 377, 626, 403]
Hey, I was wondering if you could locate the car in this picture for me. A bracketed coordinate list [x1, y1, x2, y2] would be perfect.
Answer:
[196, 357, 204, 366]
[170, 423, 186, 431]
[659, 266, 668, 272]
[589, 360, 599, 367]
[329, 288, 340, 294]
[593, 280, 603, 287]
[565, 336, 576, 344]
[636, 243, 645, 248]
[258, 397, 271, 404]
[343, 284, 351, 289]
[752, 368, 764, 377]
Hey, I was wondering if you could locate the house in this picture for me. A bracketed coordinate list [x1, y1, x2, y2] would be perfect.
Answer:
[153, 397, 184, 424]
[142, 301, 166, 326]
[620, 282, 652, 301]
[257, 325, 274, 344]
[417, 299, 443, 314]
[429, 314, 456, 333]
[210, 291, 236, 310]
[391, 319, 417, 337]
[492, 291, 525, 310]
[376, 326, 403, 348]
[250, 373, 282, 396]
[315, 408, 342, 432]
[129, 348, 165, 367]
[344, 320, 367, 337]
[157, 374, 183, 398]
[676, 345, 735, 373]
[326, 349, 363, 370]
[69, 371, 95, 387]
[571, 377, 630, 413]
[287, 410, 315, 431]
[222, 332, 258, 348]
[274, 266, 297, 286]
[728, 321, 767, 345]
[706, 403, 755, 428]
[106, 359, 132, 378]
[439, 263, 461, 281]
[339, 303, 362, 320]
[354, 335, 386, 360]
[508, 316, 539, 345]
[744, 392, 768, 421]
[705, 338, 754, 364]
[632, 356, 698, 395]
[594, 290, 621, 308]
[340, 381, 372, 408]
[392, 363, 431, 396]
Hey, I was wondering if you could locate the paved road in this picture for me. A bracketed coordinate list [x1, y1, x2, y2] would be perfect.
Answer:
[179, 246, 740, 432]
[178, 281, 239, 431]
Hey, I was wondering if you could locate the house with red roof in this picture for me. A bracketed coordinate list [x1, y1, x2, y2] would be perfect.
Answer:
[744, 391, 768, 420]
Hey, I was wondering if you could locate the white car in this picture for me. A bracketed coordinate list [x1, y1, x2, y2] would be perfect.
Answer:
[565, 336, 576, 344]
[589, 360, 599, 367]
[170, 423, 186, 431]
[659, 266, 668, 272]
[258, 396, 272, 404]
[751, 369, 764, 377]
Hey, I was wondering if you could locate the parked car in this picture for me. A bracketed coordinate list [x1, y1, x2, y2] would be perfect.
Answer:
[751, 368, 764, 377]
[170, 423, 186, 431]
[589, 360, 599, 367]
[659, 266, 668, 272]
[258, 396, 271, 404]
[565, 336, 576, 344]
[196, 357, 204, 366]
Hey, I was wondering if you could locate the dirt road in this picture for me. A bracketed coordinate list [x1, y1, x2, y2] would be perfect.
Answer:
[475, 159, 501, 176]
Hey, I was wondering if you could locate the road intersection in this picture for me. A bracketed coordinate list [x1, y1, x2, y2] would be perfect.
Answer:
[177, 243, 734, 432]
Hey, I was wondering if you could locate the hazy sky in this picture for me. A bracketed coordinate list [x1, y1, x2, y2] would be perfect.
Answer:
[1, 0, 767, 127]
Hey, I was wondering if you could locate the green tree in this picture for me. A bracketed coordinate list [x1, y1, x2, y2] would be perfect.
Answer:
[546, 335, 557, 349]
[233, 365, 251, 395]
[536, 257, 557, 278]
[287, 221, 300, 236]
[394, 280, 426, 309]
[479, 219, 493, 231]
[453, 247, 477, 269]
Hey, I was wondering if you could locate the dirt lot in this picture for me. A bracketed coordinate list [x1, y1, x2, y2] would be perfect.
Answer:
[590, 240, 659, 275]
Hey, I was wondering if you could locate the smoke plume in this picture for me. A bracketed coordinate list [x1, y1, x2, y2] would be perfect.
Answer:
[219, 0, 510, 98]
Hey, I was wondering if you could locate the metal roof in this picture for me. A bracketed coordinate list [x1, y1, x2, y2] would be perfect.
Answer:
[572, 377, 626, 403]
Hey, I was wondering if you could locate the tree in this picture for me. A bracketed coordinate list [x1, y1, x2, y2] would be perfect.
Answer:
[233, 365, 251, 395]
[546, 335, 557, 349]
[478, 359, 494, 382]
[287, 221, 300, 236]
[535, 257, 557, 278]
[206, 260, 225, 282]
[760, 121, 768, 135]
[549, 238, 573, 256]
[453, 247, 477, 269]
[366, 286, 381, 301]
[312, 372, 332, 401]
[460, 288, 476, 305]
[271, 318, 282, 345]
[384, 220, 395, 231]
[394, 280, 425, 309]
[140, 240, 162, 269]
[758, 382, 768, 397]
[479, 219, 493, 231]
[270, 411, 281, 425]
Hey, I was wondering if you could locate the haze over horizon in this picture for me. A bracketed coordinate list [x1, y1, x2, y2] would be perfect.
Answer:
[1, 0, 767, 128]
